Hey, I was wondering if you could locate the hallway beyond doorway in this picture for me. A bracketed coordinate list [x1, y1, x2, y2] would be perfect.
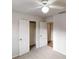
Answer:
[47, 23, 53, 48]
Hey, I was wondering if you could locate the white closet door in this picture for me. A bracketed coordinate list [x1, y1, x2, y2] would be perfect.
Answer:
[19, 20, 29, 55]
[39, 22, 47, 48]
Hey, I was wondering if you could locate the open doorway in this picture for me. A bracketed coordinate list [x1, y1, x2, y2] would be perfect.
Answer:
[47, 23, 53, 47]
[29, 21, 36, 50]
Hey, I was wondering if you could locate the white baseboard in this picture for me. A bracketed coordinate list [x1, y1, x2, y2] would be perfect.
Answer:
[12, 54, 19, 58]
[53, 48, 66, 56]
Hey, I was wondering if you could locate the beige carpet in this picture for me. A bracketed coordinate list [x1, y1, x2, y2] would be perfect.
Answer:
[13, 46, 66, 59]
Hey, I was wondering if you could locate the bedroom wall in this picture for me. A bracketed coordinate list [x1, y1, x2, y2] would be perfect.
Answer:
[12, 13, 19, 58]
[53, 13, 66, 55]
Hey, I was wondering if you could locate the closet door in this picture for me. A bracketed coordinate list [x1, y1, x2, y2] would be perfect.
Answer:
[19, 20, 29, 55]
[39, 22, 47, 48]
[36, 22, 47, 48]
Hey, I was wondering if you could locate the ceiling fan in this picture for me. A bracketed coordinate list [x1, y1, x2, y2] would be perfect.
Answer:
[31, 0, 65, 14]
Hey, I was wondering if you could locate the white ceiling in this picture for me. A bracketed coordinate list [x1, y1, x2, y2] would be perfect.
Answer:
[12, 0, 66, 18]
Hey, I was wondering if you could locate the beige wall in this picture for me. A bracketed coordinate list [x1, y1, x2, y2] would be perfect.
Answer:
[47, 23, 53, 41]
[47, 23, 51, 41]
[30, 22, 36, 45]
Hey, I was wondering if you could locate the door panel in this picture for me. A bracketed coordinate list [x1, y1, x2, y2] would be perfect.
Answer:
[36, 22, 40, 48]
[39, 22, 47, 48]
[19, 20, 29, 55]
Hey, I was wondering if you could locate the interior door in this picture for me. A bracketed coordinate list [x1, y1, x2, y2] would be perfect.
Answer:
[19, 20, 29, 56]
[39, 22, 47, 48]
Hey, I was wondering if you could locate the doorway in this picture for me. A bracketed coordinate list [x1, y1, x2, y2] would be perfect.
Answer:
[47, 23, 53, 47]
[29, 21, 36, 50]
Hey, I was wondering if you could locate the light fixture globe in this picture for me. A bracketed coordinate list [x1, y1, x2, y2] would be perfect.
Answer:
[42, 6, 49, 13]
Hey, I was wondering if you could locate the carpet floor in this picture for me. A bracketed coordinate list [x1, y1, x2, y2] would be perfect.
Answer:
[13, 46, 66, 59]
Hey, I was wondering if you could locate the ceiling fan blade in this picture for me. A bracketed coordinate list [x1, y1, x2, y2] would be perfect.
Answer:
[49, 5, 64, 9]
[58, 11, 66, 14]
[31, 0, 44, 6]
[32, 6, 42, 10]
[47, 0, 56, 6]
[25, 6, 42, 13]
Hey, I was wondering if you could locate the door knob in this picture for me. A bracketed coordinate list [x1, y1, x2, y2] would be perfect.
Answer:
[20, 38, 22, 40]
[40, 35, 42, 37]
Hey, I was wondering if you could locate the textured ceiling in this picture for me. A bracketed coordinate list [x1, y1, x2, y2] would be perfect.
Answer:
[12, 0, 66, 18]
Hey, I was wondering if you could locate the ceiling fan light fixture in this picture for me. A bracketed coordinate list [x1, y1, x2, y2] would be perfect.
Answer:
[42, 0, 48, 5]
[42, 1, 48, 3]
[42, 6, 49, 13]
